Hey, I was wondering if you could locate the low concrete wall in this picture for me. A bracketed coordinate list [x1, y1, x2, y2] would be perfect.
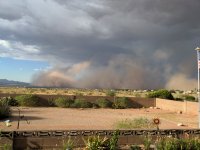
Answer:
[156, 98, 198, 115]
[1, 129, 200, 149]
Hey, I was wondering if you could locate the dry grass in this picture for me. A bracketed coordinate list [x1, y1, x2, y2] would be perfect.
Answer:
[0, 87, 147, 97]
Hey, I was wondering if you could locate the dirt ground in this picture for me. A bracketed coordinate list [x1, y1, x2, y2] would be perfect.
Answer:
[0, 107, 198, 131]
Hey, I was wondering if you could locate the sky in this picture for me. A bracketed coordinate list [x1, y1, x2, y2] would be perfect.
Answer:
[0, 0, 200, 90]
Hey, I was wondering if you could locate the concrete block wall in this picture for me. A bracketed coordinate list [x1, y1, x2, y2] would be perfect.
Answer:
[156, 98, 198, 115]
[156, 98, 184, 112]
[184, 101, 198, 115]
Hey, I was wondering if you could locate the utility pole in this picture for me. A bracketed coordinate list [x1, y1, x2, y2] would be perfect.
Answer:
[195, 47, 200, 128]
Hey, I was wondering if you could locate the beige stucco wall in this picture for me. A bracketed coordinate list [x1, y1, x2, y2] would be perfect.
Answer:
[156, 98, 198, 115]
[184, 101, 198, 115]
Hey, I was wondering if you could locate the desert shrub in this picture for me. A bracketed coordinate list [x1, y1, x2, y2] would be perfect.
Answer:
[84, 130, 119, 150]
[183, 95, 196, 102]
[62, 137, 74, 150]
[92, 103, 99, 109]
[73, 99, 93, 108]
[0, 100, 11, 119]
[115, 117, 155, 129]
[47, 98, 55, 106]
[156, 137, 200, 150]
[143, 136, 152, 150]
[147, 89, 174, 100]
[106, 90, 116, 96]
[55, 97, 74, 108]
[1, 143, 12, 150]
[113, 97, 132, 109]
[84, 136, 108, 150]
[134, 93, 141, 98]
[96, 98, 112, 108]
[108, 130, 119, 150]
[0, 97, 18, 106]
[15, 94, 41, 107]
[75, 92, 83, 96]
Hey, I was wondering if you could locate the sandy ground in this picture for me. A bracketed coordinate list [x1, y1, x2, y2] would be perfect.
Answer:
[0, 107, 198, 131]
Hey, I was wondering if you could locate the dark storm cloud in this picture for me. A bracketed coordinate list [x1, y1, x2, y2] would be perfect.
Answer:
[0, 0, 200, 89]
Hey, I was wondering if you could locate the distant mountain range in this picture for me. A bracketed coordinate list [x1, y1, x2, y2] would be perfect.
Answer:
[0, 79, 30, 87]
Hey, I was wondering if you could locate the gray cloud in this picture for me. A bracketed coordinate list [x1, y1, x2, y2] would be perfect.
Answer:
[0, 0, 200, 89]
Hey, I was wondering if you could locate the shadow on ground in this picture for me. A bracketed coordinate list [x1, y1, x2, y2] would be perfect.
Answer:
[10, 115, 44, 121]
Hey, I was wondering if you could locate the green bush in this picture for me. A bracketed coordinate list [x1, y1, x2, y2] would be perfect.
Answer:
[0, 99, 11, 119]
[84, 136, 108, 150]
[113, 97, 132, 109]
[0, 97, 18, 106]
[184, 95, 196, 102]
[62, 137, 74, 150]
[1, 143, 12, 150]
[96, 98, 112, 108]
[108, 130, 119, 150]
[84, 130, 119, 150]
[84, 136, 107, 150]
[15, 94, 41, 107]
[73, 99, 93, 108]
[55, 97, 74, 108]
[47, 98, 56, 106]
[147, 89, 174, 100]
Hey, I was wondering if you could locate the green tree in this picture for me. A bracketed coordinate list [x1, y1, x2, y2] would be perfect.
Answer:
[147, 89, 174, 100]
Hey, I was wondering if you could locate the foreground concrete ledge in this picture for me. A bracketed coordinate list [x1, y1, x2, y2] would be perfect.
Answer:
[1, 129, 200, 137]
[1, 129, 200, 149]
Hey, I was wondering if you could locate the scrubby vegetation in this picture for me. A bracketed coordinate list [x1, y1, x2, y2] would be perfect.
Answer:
[55, 97, 74, 108]
[106, 90, 116, 96]
[0, 143, 12, 150]
[155, 137, 200, 150]
[173, 94, 197, 102]
[96, 98, 112, 108]
[53, 96, 132, 109]
[0, 95, 127, 109]
[115, 117, 155, 129]
[0, 98, 11, 119]
[62, 137, 74, 150]
[84, 130, 119, 150]
[62, 131, 200, 150]
[129, 133, 200, 150]
[183, 95, 196, 102]
[147, 89, 174, 100]
[15, 94, 41, 107]
[84, 136, 108, 150]
[73, 99, 93, 108]
[0, 96, 18, 106]
[0, 87, 197, 99]
[113, 97, 132, 109]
